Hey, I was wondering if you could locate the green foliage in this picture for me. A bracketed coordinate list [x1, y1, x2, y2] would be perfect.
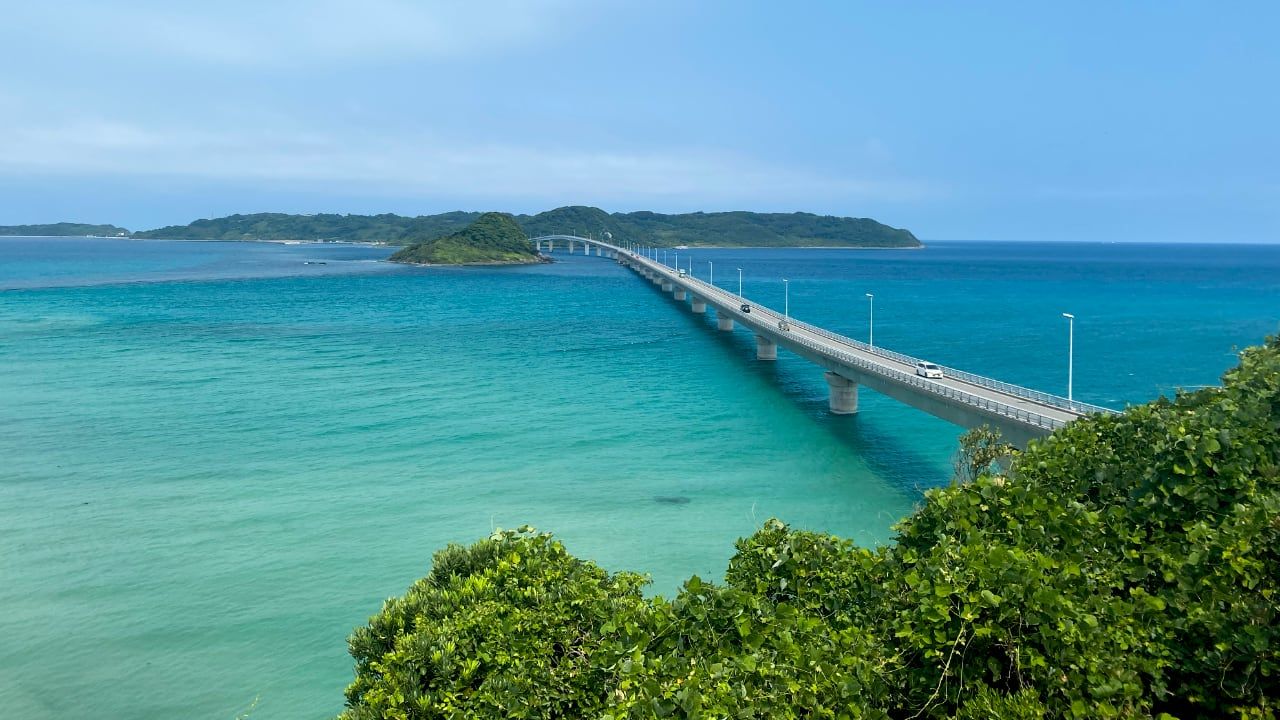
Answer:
[953, 425, 1017, 484]
[342, 337, 1280, 719]
[132, 212, 479, 243]
[388, 212, 541, 266]
[520, 205, 920, 248]
[126, 205, 920, 248]
[342, 527, 649, 720]
[0, 222, 129, 236]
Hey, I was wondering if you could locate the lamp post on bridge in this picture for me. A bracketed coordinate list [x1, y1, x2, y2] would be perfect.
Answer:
[783, 279, 790, 323]
[709, 261, 713, 286]
[1062, 313, 1074, 401]
[866, 293, 874, 348]
[737, 268, 743, 297]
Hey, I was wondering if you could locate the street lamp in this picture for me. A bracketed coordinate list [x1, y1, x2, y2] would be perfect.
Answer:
[737, 268, 743, 297]
[709, 261, 714, 286]
[1062, 313, 1074, 401]
[783, 279, 790, 321]
[674, 252, 678, 270]
[866, 293, 874, 348]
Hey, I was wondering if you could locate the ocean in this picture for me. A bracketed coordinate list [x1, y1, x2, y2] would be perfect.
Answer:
[1, 236, 1277, 719]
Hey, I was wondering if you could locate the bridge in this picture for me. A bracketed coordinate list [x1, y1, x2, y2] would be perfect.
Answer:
[531, 234, 1115, 448]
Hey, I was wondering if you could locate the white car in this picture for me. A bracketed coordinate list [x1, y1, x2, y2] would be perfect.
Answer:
[915, 361, 944, 379]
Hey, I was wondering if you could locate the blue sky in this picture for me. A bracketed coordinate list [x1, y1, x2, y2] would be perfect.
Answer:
[1, 1, 1277, 241]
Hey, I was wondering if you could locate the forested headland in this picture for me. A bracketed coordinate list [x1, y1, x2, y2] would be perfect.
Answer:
[340, 337, 1280, 719]
[0, 222, 130, 237]
[131, 205, 921, 248]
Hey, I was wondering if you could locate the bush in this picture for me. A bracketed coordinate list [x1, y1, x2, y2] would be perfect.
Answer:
[341, 337, 1280, 719]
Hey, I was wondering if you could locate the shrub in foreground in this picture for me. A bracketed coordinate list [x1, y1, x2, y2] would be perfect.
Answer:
[342, 337, 1280, 719]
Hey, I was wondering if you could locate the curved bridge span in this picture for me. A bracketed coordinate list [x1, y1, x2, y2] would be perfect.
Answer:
[532, 235, 1115, 448]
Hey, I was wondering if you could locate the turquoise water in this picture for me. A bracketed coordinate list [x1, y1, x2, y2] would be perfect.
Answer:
[2, 237, 1277, 719]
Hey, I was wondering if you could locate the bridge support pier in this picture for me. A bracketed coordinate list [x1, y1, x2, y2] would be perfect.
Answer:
[717, 314, 734, 331]
[674, 289, 687, 301]
[756, 335, 777, 360]
[596, 246, 602, 256]
[662, 282, 674, 292]
[824, 372, 859, 414]
[691, 298, 706, 314]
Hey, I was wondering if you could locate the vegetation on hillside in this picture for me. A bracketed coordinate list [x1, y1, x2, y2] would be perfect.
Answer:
[126, 206, 920, 248]
[388, 212, 542, 266]
[521, 205, 921, 248]
[0, 222, 129, 237]
[131, 212, 477, 243]
[340, 337, 1280, 719]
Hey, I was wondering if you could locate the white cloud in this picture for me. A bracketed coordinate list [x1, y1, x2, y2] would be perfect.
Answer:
[11, 0, 588, 67]
[0, 117, 939, 207]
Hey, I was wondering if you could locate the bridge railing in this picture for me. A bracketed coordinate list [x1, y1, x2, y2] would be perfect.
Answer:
[784, 316, 1114, 416]
[649, 259, 1114, 418]
[625, 260, 1089, 429]
[783, 329, 1069, 431]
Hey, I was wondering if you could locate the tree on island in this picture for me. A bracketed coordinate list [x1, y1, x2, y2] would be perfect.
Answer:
[388, 212, 544, 266]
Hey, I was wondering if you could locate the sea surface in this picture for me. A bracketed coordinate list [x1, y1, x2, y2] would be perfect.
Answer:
[2, 236, 1277, 719]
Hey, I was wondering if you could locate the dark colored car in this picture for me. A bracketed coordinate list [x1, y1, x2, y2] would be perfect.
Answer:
[740, 303, 751, 313]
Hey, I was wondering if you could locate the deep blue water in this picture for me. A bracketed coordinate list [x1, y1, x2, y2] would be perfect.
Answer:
[1, 237, 1276, 719]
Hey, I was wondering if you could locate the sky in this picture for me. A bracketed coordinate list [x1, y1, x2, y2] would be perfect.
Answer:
[1, 1, 1277, 242]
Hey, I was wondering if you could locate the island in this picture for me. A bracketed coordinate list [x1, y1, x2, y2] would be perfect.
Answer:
[522, 205, 921, 248]
[0, 222, 130, 237]
[128, 206, 920, 249]
[388, 212, 547, 266]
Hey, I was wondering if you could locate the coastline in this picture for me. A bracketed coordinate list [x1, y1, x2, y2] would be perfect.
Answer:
[390, 256, 551, 268]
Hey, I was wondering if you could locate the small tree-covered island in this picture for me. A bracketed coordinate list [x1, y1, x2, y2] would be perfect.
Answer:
[388, 212, 546, 266]
[339, 337, 1280, 719]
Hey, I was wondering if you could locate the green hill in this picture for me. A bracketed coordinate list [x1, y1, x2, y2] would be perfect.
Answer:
[131, 212, 477, 243]
[124, 206, 920, 248]
[520, 205, 921, 248]
[388, 212, 543, 266]
[0, 222, 130, 237]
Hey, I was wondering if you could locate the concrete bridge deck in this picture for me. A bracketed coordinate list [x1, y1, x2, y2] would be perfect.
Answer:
[532, 234, 1116, 447]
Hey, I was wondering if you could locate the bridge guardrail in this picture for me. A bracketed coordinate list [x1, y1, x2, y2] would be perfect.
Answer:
[596, 248, 1087, 430]
[642, 260, 1070, 429]
[653, 258, 1113, 417]
[783, 313, 1114, 416]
